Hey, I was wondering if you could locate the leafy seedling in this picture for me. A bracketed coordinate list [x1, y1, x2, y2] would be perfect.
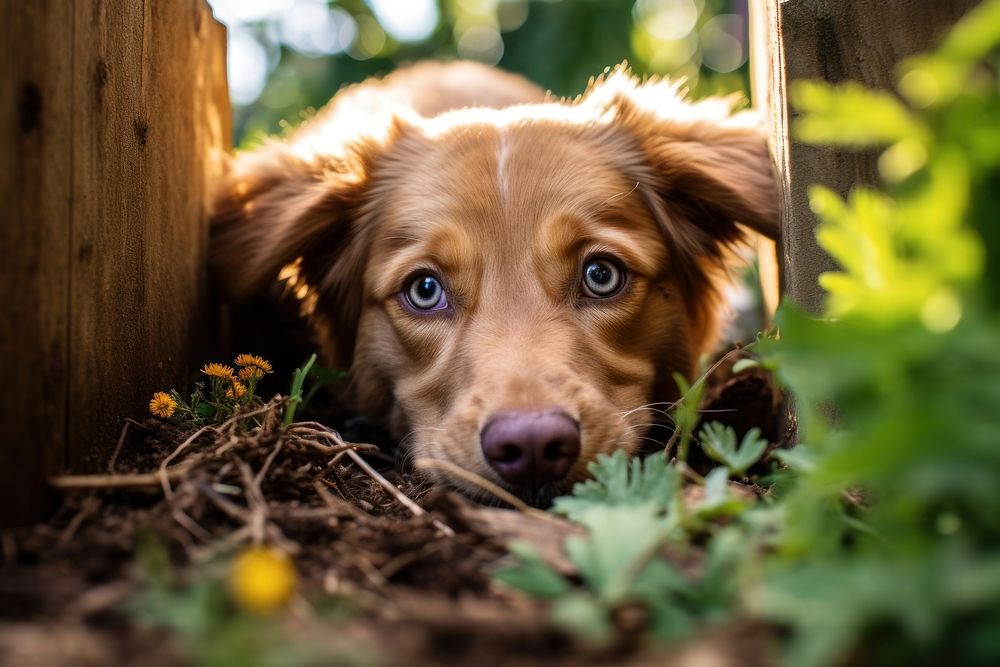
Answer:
[496, 502, 691, 646]
[553, 451, 680, 521]
[283, 353, 317, 426]
[688, 467, 748, 522]
[669, 371, 706, 462]
[698, 422, 769, 477]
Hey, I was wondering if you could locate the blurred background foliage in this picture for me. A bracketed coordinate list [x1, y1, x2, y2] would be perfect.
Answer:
[206, 0, 751, 146]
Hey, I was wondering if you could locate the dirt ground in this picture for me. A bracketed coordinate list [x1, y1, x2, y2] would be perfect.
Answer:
[0, 350, 787, 667]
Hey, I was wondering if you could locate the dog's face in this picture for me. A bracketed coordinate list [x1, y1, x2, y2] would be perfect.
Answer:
[213, 68, 777, 504]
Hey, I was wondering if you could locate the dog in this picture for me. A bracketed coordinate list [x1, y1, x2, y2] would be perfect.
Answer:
[211, 61, 778, 506]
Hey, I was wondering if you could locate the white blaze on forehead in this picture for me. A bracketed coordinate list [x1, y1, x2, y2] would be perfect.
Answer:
[497, 129, 510, 204]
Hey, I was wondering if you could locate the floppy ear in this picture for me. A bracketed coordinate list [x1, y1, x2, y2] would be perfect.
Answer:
[212, 144, 355, 297]
[588, 69, 778, 241]
[585, 69, 779, 339]
[210, 139, 379, 365]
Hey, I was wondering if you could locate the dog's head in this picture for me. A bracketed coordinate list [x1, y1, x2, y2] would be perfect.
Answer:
[212, 66, 777, 505]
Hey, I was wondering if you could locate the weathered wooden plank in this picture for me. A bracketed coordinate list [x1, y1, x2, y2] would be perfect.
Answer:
[0, 1, 74, 525]
[68, 0, 230, 471]
[750, 0, 978, 313]
[0, 0, 228, 523]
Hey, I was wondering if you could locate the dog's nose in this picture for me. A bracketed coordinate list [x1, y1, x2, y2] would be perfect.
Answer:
[480, 409, 580, 486]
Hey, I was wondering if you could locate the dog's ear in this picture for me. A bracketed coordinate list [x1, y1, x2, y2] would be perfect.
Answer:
[211, 143, 360, 300]
[585, 69, 779, 338]
[587, 68, 778, 245]
[210, 129, 396, 364]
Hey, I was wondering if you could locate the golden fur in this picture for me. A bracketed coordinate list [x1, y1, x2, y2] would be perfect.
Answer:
[211, 61, 778, 504]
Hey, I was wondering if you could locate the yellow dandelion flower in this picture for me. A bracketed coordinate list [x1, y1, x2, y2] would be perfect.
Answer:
[229, 547, 297, 614]
[225, 381, 247, 400]
[201, 362, 236, 381]
[234, 354, 274, 374]
[238, 366, 264, 381]
[149, 392, 177, 419]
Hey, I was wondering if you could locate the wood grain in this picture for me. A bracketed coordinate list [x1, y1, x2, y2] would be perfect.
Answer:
[0, 0, 229, 524]
[68, 0, 230, 471]
[750, 0, 978, 313]
[0, 1, 74, 525]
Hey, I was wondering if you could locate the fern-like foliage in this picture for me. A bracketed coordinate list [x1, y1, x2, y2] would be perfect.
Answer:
[698, 422, 769, 477]
[552, 451, 680, 521]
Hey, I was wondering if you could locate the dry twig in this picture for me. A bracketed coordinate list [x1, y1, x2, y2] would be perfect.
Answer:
[345, 448, 455, 537]
[414, 458, 554, 522]
[50, 469, 187, 490]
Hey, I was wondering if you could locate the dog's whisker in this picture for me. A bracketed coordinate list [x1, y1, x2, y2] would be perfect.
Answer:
[596, 180, 639, 210]
[398, 426, 447, 446]
[619, 402, 679, 420]
[380, 235, 421, 243]
[395, 446, 417, 473]
[620, 400, 682, 414]
[623, 401, 681, 410]
[620, 420, 656, 434]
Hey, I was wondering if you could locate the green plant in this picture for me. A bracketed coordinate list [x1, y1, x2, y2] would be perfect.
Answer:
[667, 369, 706, 462]
[552, 451, 679, 521]
[698, 423, 768, 478]
[748, 1, 1000, 663]
[497, 420, 765, 645]
[150, 355, 275, 425]
[283, 353, 317, 426]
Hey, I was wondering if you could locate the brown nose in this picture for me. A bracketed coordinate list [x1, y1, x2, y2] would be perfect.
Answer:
[480, 409, 580, 487]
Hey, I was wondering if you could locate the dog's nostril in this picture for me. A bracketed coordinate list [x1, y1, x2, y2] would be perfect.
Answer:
[543, 440, 566, 460]
[497, 443, 522, 463]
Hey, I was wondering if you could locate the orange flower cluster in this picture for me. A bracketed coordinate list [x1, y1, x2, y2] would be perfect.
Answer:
[149, 354, 274, 421]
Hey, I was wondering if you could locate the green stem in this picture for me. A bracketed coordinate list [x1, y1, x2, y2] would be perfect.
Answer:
[283, 353, 317, 426]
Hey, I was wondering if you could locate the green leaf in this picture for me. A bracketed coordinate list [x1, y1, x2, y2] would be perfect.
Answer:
[195, 402, 217, 419]
[283, 353, 317, 426]
[551, 594, 615, 646]
[731, 358, 760, 374]
[698, 422, 769, 477]
[691, 468, 747, 520]
[493, 541, 570, 599]
[772, 447, 818, 474]
[791, 80, 928, 147]
[565, 504, 677, 604]
[553, 451, 680, 521]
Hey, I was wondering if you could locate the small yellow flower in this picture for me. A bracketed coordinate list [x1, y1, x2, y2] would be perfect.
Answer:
[201, 362, 237, 381]
[149, 392, 177, 419]
[234, 354, 274, 374]
[225, 381, 247, 400]
[238, 366, 264, 381]
[229, 547, 297, 614]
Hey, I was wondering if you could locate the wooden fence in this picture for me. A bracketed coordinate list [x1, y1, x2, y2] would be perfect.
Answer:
[0, 0, 229, 524]
[750, 0, 978, 313]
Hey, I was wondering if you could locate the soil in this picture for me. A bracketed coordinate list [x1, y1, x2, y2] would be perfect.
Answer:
[0, 348, 786, 667]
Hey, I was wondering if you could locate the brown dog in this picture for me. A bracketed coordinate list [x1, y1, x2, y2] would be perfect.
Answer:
[211, 61, 777, 505]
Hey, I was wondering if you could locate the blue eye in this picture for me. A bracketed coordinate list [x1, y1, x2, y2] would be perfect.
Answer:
[405, 274, 448, 311]
[582, 258, 625, 298]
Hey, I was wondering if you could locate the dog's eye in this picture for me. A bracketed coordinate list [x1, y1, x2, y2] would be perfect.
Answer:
[405, 274, 448, 311]
[581, 259, 625, 298]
